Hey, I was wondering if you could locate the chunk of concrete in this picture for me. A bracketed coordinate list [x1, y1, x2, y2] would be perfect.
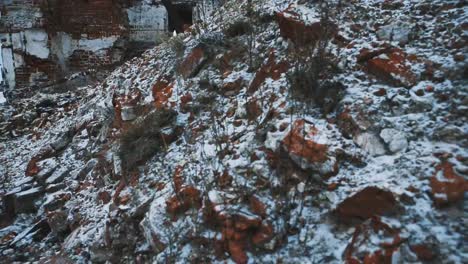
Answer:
[354, 132, 386, 156]
[380, 128, 408, 153]
[121, 106, 137, 121]
[12, 187, 45, 214]
[45, 167, 69, 185]
[35, 158, 58, 184]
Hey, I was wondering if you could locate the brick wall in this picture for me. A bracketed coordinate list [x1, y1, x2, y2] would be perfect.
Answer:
[15, 54, 60, 88]
[45, 0, 128, 39]
[68, 49, 113, 71]
[0, 0, 207, 90]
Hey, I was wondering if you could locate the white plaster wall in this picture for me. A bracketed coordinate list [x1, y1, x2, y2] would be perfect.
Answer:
[51, 32, 119, 60]
[13, 53, 24, 67]
[126, 3, 168, 42]
[1, 47, 16, 89]
[11, 32, 24, 50]
[0, 43, 3, 83]
[24, 29, 50, 59]
[77, 36, 119, 52]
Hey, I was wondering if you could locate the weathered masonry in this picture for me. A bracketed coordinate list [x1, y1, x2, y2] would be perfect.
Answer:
[0, 0, 219, 90]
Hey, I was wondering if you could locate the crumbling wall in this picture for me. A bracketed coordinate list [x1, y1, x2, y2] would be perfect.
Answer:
[127, 3, 168, 43]
[0, 0, 171, 90]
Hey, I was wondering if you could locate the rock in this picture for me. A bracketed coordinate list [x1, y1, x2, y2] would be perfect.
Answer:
[178, 45, 208, 78]
[45, 183, 66, 193]
[344, 216, 402, 263]
[24, 157, 45, 177]
[249, 195, 266, 217]
[152, 78, 174, 110]
[228, 240, 248, 264]
[35, 158, 59, 184]
[410, 244, 437, 261]
[25, 146, 56, 176]
[223, 77, 245, 96]
[97, 191, 112, 204]
[276, 10, 337, 46]
[165, 186, 201, 217]
[204, 193, 276, 263]
[281, 119, 338, 176]
[354, 132, 386, 156]
[373, 88, 387, 96]
[430, 161, 466, 207]
[7, 187, 45, 215]
[46, 210, 70, 235]
[112, 90, 143, 127]
[336, 109, 361, 139]
[251, 222, 274, 246]
[45, 167, 69, 185]
[50, 130, 74, 152]
[120, 105, 136, 121]
[179, 92, 193, 113]
[432, 125, 466, 145]
[335, 187, 397, 222]
[13, 177, 35, 189]
[74, 159, 98, 180]
[377, 21, 413, 45]
[90, 244, 114, 263]
[360, 47, 418, 88]
[130, 196, 154, 219]
[232, 213, 262, 231]
[42, 192, 71, 211]
[248, 50, 288, 94]
[10, 219, 50, 246]
[245, 99, 262, 121]
[380, 128, 408, 153]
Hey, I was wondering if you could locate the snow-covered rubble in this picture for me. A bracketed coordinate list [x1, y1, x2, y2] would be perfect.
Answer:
[0, 0, 466, 263]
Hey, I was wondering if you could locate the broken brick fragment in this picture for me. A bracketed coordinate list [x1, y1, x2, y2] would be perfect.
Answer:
[359, 47, 418, 88]
[335, 187, 397, 222]
[166, 186, 201, 217]
[430, 161, 467, 207]
[152, 77, 174, 110]
[276, 11, 337, 46]
[281, 119, 338, 176]
[248, 50, 288, 93]
[178, 46, 207, 78]
[344, 216, 402, 263]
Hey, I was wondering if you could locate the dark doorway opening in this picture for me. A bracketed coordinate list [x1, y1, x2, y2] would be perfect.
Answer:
[168, 4, 193, 33]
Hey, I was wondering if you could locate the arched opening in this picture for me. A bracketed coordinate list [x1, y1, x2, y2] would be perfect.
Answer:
[169, 4, 193, 32]
[162, 0, 194, 33]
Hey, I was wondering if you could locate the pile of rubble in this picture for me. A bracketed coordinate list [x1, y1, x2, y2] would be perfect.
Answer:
[0, 0, 466, 263]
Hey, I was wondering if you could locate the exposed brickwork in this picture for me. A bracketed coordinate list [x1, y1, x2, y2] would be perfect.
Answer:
[0, 0, 171, 89]
[15, 55, 60, 88]
[68, 50, 113, 71]
[44, 0, 128, 39]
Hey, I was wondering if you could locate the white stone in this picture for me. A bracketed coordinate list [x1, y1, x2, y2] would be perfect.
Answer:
[380, 128, 408, 153]
[1, 47, 16, 89]
[354, 132, 386, 156]
[377, 21, 413, 45]
[126, 4, 168, 42]
[208, 190, 223, 204]
[77, 36, 119, 52]
[121, 106, 137, 121]
[24, 29, 50, 59]
[0, 43, 2, 83]
[297, 182, 305, 193]
[13, 53, 24, 67]
[11, 33, 24, 51]
[0, 92, 6, 104]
